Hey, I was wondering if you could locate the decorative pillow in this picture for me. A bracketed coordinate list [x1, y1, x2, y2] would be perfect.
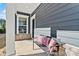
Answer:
[37, 35, 46, 45]
[34, 35, 46, 45]
[42, 37, 51, 46]
[34, 35, 50, 45]
[48, 38, 57, 53]
[48, 38, 57, 47]
[34, 35, 51, 46]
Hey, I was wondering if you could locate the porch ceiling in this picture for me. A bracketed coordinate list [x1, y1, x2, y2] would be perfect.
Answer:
[15, 3, 40, 14]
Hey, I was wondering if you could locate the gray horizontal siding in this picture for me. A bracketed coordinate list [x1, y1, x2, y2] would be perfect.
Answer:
[35, 3, 79, 37]
[57, 30, 79, 47]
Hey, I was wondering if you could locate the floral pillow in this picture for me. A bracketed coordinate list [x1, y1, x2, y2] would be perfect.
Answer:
[34, 35, 51, 46]
[48, 38, 57, 53]
[42, 36, 51, 46]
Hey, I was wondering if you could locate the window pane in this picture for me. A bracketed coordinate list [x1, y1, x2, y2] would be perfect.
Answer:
[19, 26, 27, 33]
[19, 17, 27, 25]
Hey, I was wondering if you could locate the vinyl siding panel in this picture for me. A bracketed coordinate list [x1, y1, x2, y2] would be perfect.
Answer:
[35, 3, 79, 37]
[57, 30, 79, 47]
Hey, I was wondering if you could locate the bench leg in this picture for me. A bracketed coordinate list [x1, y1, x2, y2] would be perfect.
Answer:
[33, 40, 34, 50]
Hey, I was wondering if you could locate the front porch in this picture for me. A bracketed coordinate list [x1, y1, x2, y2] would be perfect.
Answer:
[6, 3, 79, 56]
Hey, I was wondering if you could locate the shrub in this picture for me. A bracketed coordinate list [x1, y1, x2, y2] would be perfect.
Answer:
[0, 29, 5, 34]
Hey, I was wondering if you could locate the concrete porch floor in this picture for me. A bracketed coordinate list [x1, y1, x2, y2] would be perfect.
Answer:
[15, 40, 45, 56]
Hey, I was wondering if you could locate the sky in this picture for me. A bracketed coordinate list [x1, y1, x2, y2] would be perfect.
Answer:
[0, 3, 6, 20]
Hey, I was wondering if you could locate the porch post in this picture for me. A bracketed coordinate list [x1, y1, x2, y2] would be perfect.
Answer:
[6, 4, 16, 56]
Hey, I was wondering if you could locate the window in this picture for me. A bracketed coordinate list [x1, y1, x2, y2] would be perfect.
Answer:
[17, 14, 28, 34]
[19, 17, 27, 33]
